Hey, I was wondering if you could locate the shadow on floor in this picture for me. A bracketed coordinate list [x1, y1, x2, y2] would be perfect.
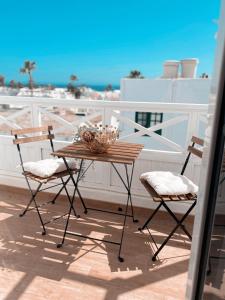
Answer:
[0, 188, 192, 300]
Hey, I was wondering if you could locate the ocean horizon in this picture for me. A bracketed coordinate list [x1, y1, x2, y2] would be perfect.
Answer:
[4, 82, 120, 92]
[55, 83, 120, 91]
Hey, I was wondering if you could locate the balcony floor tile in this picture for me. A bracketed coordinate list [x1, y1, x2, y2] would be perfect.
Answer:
[0, 185, 193, 300]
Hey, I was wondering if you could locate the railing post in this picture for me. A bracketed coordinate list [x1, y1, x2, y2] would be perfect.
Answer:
[31, 104, 41, 128]
[186, 112, 200, 149]
[30, 104, 43, 160]
[103, 107, 112, 126]
[102, 107, 113, 190]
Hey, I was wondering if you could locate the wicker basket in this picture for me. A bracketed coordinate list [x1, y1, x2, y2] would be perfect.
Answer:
[77, 125, 118, 154]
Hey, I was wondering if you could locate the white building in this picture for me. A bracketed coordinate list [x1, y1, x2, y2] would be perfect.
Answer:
[120, 78, 210, 150]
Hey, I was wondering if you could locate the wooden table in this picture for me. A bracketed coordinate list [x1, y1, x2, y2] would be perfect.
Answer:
[52, 141, 143, 262]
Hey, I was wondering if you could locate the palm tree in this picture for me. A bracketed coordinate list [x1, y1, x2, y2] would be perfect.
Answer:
[9, 80, 17, 89]
[70, 74, 78, 82]
[0, 75, 5, 87]
[105, 84, 113, 91]
[127, 70, 144, 79]
[68, 74, 82, 98]
[17, 82, 24, 89]
[20, 61, 36, 90]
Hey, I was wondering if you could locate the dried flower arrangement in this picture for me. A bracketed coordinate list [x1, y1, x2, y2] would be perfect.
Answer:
[74, 125, 119, 154]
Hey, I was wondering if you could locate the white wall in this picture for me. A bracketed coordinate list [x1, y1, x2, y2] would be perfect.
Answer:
[120, 78, 211, 104]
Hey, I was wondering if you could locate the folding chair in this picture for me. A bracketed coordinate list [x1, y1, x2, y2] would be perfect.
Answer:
[11, 125, 85, 235]
[138, 136, 204, 261]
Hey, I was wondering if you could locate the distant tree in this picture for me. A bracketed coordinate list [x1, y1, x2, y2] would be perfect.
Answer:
[70, 74, 78, 82]
[105, 84, 113, 91]
[9, 80, 17, 89]
[0, 75, 5, 87]
[67, 82, 74, 92]
[74, 88, 81, 99]
[67, 74, 82, 98]
[20, 60, 36, 90]
[127, 70, 144, 79]
[47, 84, 55, 90]
[17, 82, 24, 89]
[68, 74, 78, 92]
[67, 85, 82, 99]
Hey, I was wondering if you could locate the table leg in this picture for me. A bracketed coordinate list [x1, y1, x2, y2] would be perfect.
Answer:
[76, 160, 95, 213]
[118, 189, 130, 262]
[112, 162, 138, 262]
[57, 159, 137, 262]
[57, 158, 83, 248]
[111, 162, 138, 222]
[125, 163, 138, 223]
[60, 177, 80, 218]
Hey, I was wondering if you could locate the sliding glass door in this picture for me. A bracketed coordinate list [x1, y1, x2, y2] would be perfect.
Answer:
[186, 1, 225, 299]
[203, 149, 225, 299]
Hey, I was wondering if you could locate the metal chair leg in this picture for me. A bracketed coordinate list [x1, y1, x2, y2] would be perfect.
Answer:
[33, 196, 47, 235]
[152, 201, 196, 261]
[60, 177, 80, 218]
[162, 200, 195, 240]
[77, 188, 88, 214]
[19, 183, 42, 217]
[50, 179, 70, 204]
[22, 182, 46, 235]
[57, 197, 74, 248]
[19, 197, 34, 217]
[138, 202, 163, 231]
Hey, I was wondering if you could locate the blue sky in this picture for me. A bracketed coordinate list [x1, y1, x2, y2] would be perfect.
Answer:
[0, 0, 221, 86]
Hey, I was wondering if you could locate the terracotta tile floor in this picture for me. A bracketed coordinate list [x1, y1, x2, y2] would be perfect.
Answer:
[0, 185, 193, 300]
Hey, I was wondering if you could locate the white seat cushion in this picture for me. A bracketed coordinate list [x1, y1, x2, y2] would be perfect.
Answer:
[22, 158, 76, 178]
[140, 171, 198, 195]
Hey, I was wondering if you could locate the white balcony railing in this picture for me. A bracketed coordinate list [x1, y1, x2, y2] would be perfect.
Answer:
[0, 96, 208, 213]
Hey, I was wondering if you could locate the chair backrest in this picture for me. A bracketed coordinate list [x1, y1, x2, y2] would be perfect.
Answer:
[11, 125, 54, 145]
[11, 125, 55, 169]
[181, 136, 204, 175]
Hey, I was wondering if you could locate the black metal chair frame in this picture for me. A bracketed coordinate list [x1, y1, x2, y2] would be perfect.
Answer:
[138, 136, 203, 261]
[12, 125, 84, 235]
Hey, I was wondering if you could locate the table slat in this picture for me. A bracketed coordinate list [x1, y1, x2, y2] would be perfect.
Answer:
[52, 141, 143, 164]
